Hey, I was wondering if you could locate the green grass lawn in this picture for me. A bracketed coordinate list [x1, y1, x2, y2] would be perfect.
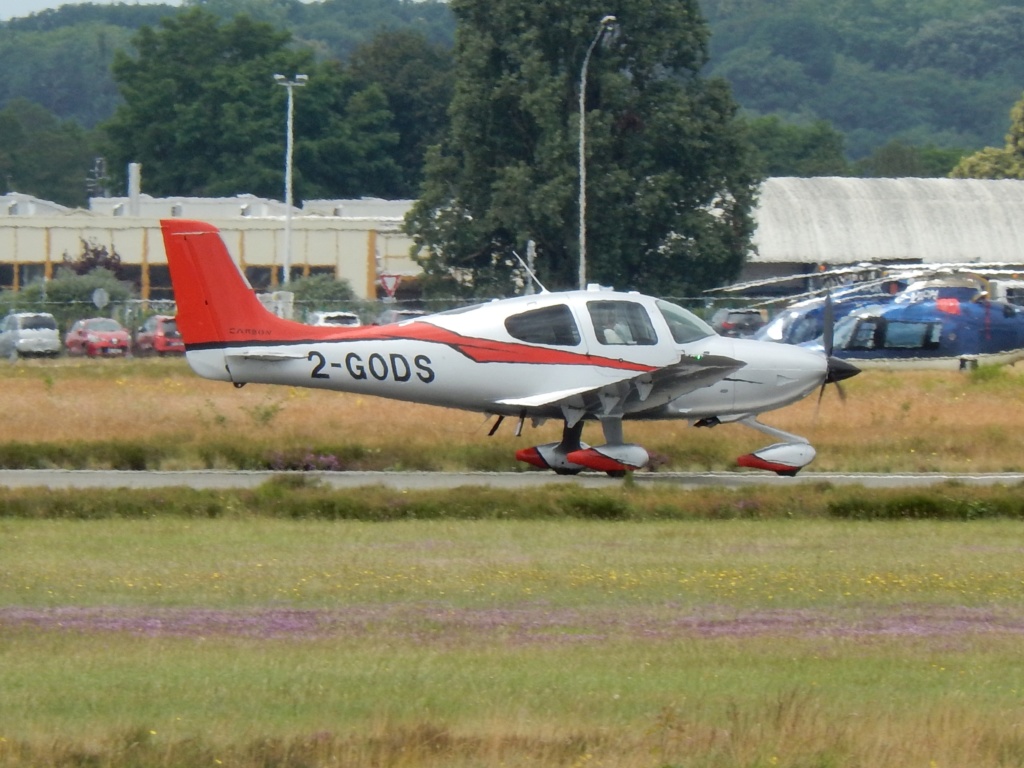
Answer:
[2, 517, 1024, 767]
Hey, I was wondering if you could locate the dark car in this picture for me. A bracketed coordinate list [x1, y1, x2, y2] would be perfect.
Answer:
[64, 318, 131, 357]
[134, 315, 185, 356]
[711, 308, 766, 338]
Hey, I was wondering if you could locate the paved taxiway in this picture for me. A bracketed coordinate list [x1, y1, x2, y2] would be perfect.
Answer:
[2, 469, 1023, 491]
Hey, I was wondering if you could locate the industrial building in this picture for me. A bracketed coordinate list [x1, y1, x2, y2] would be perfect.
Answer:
[0, 193, 418, 301]
[3, 177, 1024, 300]
[745, 177, 1024, 287]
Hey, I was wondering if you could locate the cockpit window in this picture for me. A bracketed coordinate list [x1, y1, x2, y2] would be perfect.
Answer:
[656, 300, 714, 344]
[505, 304, 581, 346]
[587, 300, 658, 345]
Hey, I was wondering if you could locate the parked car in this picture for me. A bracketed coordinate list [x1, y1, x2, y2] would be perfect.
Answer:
[0, 312, 61, 359]
[710, 308, 767, 338]
[64, 317, 131, 357]
[375, 308, 427, 325]
[134, 314, 185, 356]
[307, 310, 362, 328]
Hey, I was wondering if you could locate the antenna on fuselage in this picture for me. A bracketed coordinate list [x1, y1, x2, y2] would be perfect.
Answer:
[511, 240, 549, 294]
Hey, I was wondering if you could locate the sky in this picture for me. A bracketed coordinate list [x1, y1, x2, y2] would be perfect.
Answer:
[1, 0, 184, 21]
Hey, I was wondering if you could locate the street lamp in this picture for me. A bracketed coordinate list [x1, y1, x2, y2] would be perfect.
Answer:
[274, 73, 308, 285]
[578, 15, 616, 291]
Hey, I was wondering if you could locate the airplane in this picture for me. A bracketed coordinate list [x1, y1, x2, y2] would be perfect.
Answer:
[159, 219, 859, 476]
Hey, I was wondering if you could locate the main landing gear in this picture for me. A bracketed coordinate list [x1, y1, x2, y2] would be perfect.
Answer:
[514, 416, 648, 477]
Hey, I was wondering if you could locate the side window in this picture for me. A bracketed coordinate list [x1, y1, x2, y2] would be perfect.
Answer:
[850, 320, 881, 350]
[505, 304, 581, 346]
[588, 300, 658, 345]
[883, 321, 940, 350]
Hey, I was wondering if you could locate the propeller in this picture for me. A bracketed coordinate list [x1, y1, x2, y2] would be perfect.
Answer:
[818, 292, 860, 406]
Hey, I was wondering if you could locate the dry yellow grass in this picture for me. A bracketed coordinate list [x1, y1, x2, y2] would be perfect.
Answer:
[3, 355, 1024, 472]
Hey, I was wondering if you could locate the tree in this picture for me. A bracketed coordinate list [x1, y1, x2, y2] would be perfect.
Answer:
[744, 116, 849, 177]
[295, 71, 403, 198]
[406, 0, 759, 297]
[951, 94, 1024, 179]
[855, 140, 965, 178]
[286, 272, 355, 311]
[907, 8, 1024, 81]
[0, 99, 97, 207]
[101, 8, 402, 199]
[61, 239, 130, 281]
[102, 9, 300, 197]
[348, 29, 454, 196]
[0, 23, 135, 128]
[0, 266, 134, 332]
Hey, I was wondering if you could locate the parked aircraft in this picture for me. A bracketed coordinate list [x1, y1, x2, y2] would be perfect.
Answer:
[718, 265, 1024, 369]
[756, 279, 906, 346]
[160, 219, 858, 476]
[818, 275, 1024, 369]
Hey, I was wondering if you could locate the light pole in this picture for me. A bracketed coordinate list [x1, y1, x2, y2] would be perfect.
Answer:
[578, 15, 616, 291]
[274, 73, 308, 285]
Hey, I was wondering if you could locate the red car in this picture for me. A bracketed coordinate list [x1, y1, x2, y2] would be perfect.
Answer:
[134, 314, 185, 356]
[64, 317, 131, 357]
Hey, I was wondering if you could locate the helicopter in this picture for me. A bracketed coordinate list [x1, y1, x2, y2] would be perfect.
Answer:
[812, 274, 1024, 369]
[755, 278, 908, 346]
[711, 264, 1024, 368]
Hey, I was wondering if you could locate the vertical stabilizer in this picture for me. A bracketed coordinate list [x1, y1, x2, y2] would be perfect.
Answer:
[160, 219, 298, 346]
[160, 219, 301, 382]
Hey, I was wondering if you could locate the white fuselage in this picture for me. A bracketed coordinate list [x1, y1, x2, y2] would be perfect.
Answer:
[185, 295, 827, 423]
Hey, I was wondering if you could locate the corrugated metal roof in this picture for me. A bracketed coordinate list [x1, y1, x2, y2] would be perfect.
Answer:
[751, 177, 1024, 264]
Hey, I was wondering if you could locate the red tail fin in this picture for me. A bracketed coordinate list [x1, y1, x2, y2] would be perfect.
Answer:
[160, 219, 296, 347]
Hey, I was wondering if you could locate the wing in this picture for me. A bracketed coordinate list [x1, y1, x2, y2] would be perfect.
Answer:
[495, 353, 743, 417]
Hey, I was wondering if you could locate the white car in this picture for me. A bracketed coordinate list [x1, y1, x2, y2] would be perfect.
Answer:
[375, 308, 427, 325]
[0, 312, 61, 358]
[306, 311, 362, 328]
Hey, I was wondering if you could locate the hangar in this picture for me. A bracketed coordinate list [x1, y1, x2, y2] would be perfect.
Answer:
[2, 177, 1024, 300]
[744, 176, 1024, 286]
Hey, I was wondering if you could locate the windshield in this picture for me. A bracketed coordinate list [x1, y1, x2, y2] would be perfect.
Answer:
[21, 314, 57, 331]
[656, 300, 714, 344]
[832, 315, 858, 349]
[85, 319, 123, 332]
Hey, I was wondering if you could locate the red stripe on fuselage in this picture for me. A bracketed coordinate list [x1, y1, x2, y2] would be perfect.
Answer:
[204, 321, 655, 374]
[372, 322, 655, 372]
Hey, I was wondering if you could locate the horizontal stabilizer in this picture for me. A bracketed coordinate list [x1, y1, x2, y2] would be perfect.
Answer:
[226, 349, 309, 362]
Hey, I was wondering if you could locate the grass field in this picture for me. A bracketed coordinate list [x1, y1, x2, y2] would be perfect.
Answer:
[1, 355, 1024, 472]
[3, 518, 1024, 767]
[3, 359, 1024, 766]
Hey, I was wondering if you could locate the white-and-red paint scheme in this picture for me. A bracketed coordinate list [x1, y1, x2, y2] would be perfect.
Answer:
[160, 219, 858, 475]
